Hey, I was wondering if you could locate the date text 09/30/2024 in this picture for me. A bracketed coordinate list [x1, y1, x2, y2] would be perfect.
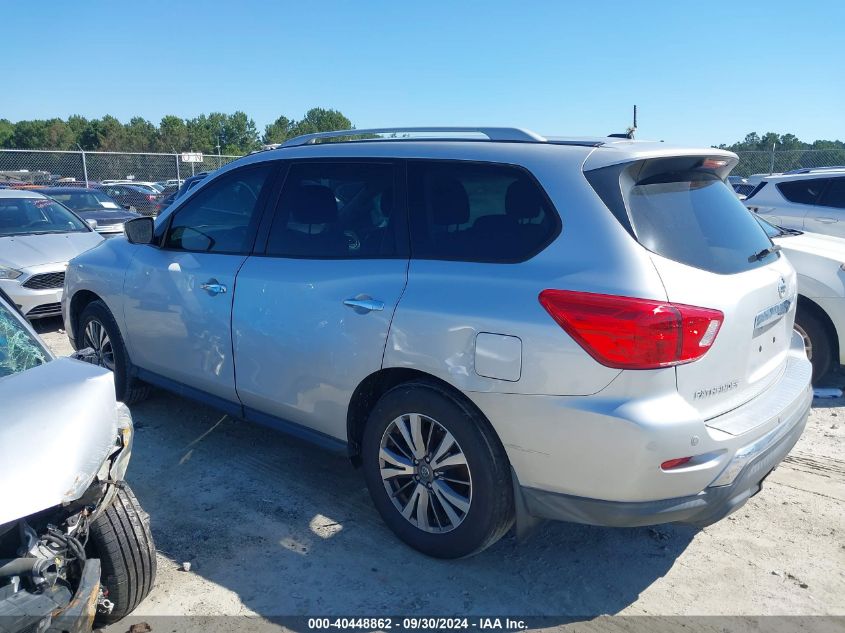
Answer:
[307, 618, 528, 630]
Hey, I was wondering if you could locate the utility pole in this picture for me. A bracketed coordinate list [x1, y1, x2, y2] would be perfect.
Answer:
[76, 144, 89, 188]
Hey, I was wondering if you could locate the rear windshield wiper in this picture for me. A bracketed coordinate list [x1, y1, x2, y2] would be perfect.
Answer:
[748, 244, 782, 262]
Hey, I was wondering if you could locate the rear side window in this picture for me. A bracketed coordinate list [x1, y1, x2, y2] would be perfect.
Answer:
[777, 178, 828, 205]
[266, 162, 396, 258]
[407, 161, 559, 262]
[744, 181, 767, 200]
[625, 172, 777, 274]
[819, 177, 845, 209]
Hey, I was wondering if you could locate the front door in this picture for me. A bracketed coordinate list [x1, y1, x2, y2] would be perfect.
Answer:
[122, 163, 274, 402]
[233, 160, 408, 441]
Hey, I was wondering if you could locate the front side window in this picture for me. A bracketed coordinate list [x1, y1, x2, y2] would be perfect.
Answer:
[407, 161, 559, 262]
[164, 165, 271, 254]
[266, 162, 396, 258]
[0, 302, 49, 379]
[0, 197, 89, 237]
[777, 178, 828, 205]
[819, 177, 845, 209]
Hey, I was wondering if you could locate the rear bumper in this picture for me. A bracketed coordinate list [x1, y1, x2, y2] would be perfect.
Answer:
[521, 381, 810, 527]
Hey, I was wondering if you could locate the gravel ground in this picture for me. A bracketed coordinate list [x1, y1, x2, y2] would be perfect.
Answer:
[35, 318, 845, 630]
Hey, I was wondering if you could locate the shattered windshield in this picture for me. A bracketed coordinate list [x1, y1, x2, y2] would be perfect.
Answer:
[0, 303, 49, 378]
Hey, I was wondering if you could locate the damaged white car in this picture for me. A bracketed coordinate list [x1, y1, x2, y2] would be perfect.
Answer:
[0, 290, 155, 631]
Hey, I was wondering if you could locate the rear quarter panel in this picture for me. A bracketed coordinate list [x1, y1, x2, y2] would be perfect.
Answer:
[384, 147, 668, 396]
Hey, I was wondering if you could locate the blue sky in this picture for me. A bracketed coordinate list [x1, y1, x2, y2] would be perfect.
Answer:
[5, 1, 843, 146]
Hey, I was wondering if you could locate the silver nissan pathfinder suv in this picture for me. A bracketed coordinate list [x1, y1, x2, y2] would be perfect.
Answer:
[63, 127, 812, 558]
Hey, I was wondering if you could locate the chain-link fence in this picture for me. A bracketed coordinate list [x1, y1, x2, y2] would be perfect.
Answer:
[733, 149, 845, 178]
[2, 147, 844, 188]
[0, 149, 243, 188]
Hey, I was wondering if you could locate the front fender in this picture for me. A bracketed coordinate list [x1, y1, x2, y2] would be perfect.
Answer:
[64, 237, 135, 344]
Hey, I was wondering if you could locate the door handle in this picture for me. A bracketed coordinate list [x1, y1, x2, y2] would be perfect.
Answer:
[815, 217, 837, 224]
[200, 279, 227, 296]
[343, 296, 385, 313]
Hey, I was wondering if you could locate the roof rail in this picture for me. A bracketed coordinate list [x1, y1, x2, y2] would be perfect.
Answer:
[279, 127, 547, 148]
[784, 165, 845, 175]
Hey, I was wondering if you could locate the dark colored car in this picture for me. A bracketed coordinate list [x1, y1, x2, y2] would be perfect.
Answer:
[39, 187, 141, 237]
[95, 184, 161, 216]
[153, 172, 210, 215]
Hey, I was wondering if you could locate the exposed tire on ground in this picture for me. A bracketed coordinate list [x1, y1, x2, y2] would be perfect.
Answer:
[77, 300, 150, 404]
[362, 380, 514, 558]
[795, 308, 832, 383]
[88, 484, 157, 624]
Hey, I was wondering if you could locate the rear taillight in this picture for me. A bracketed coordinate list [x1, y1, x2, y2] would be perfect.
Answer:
[538, 290, 723, 370]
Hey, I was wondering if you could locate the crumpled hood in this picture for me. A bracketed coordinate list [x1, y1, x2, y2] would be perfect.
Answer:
[0, 231, 103, 269]
[775, 231, 845, 262]
[0, 358, 118, 525]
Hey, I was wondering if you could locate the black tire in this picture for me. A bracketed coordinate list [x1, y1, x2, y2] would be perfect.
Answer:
[362, 380, 514, 558]
[88, 484, 156, 624]
[794, 308, 833, 383]
[77, 300, 150, 404]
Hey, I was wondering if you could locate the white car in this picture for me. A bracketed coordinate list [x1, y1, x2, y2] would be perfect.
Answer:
[757, 215, 845, 381]
[0, 190, 103, 319]
[746, 168, 845, 237]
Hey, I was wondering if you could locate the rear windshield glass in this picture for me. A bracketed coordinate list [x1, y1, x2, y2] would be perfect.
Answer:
[49, 191, 120, 212]
[627, 173, 778, 274]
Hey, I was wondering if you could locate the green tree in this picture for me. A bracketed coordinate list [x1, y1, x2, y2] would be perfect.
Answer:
[124, 117, 157, 152]
[289, 107, 353, 137]
[157, 115, 189, 152]
[0, 119, 14, 148]
[221, 111, 260, 154]
[262, 115, 294, 144]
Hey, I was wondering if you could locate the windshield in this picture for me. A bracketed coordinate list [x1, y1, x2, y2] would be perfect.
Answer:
[0, 302, 49, 379]
[0, 197, 90, 237]
[48, 191, 122, 212]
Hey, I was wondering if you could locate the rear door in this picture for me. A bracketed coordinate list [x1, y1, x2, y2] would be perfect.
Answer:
[806, 176, 845, 236]
[776, 177, 833, 234]
[232, 160, 408, 441]
[590, 157, 797, 426]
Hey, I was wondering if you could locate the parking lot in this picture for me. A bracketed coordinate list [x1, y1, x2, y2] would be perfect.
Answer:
[31, 318, 843, 629]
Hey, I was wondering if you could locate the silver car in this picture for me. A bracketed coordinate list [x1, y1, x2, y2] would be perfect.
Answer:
[63, 127, 812, 558]
[0, 289, 155, 628]
[0, 189, 103, 319]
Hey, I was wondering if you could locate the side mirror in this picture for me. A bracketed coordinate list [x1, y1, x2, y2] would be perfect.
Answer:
[86, 218, 98, 230]
[124, 217, 155, 245]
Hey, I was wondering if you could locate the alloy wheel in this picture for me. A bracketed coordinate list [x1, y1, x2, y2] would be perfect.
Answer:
[379, 413, 472, 533]
[84, 319, 116, 371]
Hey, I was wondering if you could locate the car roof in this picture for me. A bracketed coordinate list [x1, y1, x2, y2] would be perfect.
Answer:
[0, 189, 47, 199]
[763, 170, 845, 182]
[99, 183, 150, 191]
[38, 187, 104, 193]
[218, 135, 736, 177]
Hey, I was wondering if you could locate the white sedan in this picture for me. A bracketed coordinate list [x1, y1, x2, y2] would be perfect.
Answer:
[758, 216, 845, 381]
[0, 190, 103, 319]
